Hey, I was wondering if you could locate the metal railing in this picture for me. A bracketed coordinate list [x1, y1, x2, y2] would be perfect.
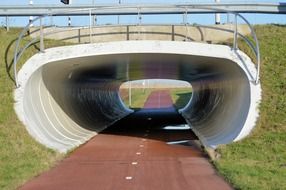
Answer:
[13, 5, 261, 87]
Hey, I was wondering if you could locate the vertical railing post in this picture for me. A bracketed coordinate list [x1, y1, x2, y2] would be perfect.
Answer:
[50, 15, 54, 26]
[93, 15, 97, 26]
[184, 8, 189, 41]
[6, 16, 9, 31]
[137, 7, 142, 40]
[89, 9, 92, 43]
[118, 0, 122, 24]
[40, 17, 45, 52]
[129, 81, 132, 107]
[233, 14, 238, 50]
[127, 63, 132, 107]
[215, 0, 221, 25]
[92, 0, 96, 26]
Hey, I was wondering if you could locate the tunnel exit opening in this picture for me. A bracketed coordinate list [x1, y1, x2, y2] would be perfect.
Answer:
[119, 79, 192, 111]
[112, 79, 194, 142]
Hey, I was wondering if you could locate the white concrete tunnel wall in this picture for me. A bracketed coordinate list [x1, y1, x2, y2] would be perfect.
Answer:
[14, 41, 261, 152]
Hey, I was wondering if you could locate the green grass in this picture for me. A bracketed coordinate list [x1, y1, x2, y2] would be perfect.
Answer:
[214, 25, 286, 190]
[169, 88, 192, 109]
[0, 28, 70, 190]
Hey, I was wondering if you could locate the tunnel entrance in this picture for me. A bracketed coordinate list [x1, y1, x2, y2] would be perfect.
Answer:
[15, 41, 261, 152]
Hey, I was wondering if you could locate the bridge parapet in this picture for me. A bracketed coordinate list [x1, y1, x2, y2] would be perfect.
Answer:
[29, 24, 250, 44]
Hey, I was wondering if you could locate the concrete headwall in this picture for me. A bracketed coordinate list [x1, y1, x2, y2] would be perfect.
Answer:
[15, 41, 261, 152]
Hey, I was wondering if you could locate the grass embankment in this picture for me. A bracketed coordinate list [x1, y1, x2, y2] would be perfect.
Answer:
[119, 88, 192, 109]
[169, 88, 192, 109]
[0, 28, 70, 190]
[215, 25, 286, 190]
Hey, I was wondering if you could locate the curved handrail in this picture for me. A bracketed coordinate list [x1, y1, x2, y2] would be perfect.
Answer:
[13, 6, 260, 88]
[237, 13, 260, 84]
[13, 16, 44, 87]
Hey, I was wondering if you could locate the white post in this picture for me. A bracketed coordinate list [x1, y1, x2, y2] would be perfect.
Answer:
[117, 0, 121, 24]
[143, 80, 146, 93]
[129, 81, 132, 107]
[184, 8, 188, 41]
[233, 14, 238, 50]
[92, 0, 96, 26]
[183, 10, 187, 24]
[68, 17, 71, 26]
[50, 15, 53, 26]
[89, 9, 92, 43]
[6, 16, 9, 31]
[137, 7, 142, 40]
[215, 0, 221, 25]
[68, 0, 72, 26]
[40, 17, 45, 52]
[127, 63, 132, 107]
[29, 0, 34, 27]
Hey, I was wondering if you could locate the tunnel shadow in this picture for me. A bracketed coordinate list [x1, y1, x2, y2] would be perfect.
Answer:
[102, 89, 197, 145]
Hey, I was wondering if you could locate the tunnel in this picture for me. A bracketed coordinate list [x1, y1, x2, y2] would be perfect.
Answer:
[14, 41, 261, 152]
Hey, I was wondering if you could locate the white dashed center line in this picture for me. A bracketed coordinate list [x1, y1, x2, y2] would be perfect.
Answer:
[125, 176, 133, 180]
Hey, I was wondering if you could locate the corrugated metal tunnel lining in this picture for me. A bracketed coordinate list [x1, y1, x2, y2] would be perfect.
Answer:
[15, 41, 261, 152]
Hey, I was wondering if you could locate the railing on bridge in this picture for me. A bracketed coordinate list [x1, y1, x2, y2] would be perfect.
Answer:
[13, 5, 260, 87]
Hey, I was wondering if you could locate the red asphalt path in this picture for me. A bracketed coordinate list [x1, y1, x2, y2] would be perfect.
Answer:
[143, 90, 174, 109]
[20, 90, 232, 190]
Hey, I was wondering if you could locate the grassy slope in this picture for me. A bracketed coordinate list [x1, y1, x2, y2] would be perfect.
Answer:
[169, 88, 192, 109]
[0, 28, 68, 190]
[215, 25, 286, 190]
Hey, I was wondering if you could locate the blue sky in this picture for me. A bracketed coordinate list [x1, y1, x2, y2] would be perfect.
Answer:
[0, 0, 286, 26]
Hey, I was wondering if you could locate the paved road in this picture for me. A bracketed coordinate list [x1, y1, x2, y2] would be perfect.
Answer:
[20, 90, 232, 190]
[143, 90, 174, 109]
